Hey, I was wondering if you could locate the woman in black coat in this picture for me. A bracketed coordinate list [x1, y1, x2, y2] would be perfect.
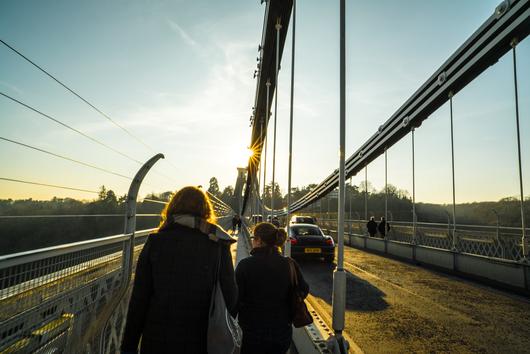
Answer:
[235, 222, 309, 354]
[121, 186, 237, 354]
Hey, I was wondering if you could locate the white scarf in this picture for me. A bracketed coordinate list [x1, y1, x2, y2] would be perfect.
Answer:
[172, 214, 236, 243]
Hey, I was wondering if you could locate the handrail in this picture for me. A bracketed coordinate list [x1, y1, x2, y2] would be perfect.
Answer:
[0, 233, 130, 268]
[318, 217, 526, 262]
[320, 218, 530, 233]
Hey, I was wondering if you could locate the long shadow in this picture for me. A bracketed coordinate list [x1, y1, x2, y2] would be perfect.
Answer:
[297, 259, 389, 312]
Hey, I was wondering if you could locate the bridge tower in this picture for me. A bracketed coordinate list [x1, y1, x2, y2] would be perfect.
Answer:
[234, 167, 248, 215]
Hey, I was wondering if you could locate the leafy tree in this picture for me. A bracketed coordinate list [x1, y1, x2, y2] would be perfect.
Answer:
[208, 177, 221, 197]
[262, 182, 284, 209]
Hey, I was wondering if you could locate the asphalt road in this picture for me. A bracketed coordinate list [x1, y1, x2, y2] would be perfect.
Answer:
[297, 247, 530, 354]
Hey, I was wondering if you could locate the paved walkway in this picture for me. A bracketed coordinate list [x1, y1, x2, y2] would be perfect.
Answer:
[298, 247, 530, 353]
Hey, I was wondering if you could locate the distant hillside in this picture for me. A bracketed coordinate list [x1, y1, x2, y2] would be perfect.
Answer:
[1, 184, 528, 255]
[0, 187, 165, 255]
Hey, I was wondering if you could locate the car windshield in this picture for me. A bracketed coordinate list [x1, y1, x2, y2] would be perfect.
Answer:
[291, 226, 322, 236]
[297, 217, 314, 223]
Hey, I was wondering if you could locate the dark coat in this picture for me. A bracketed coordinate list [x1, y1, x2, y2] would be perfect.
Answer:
[378, 220, 390, 236]
[366, 220, 377, 235]
[235, 247, 309, 331]
[121, 223, 237, 354]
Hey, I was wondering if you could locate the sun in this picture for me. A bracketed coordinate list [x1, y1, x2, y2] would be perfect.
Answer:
[232, 146, 256, 168]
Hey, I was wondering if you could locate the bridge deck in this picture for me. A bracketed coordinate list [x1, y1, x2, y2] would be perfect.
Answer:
[300, 246, 530, 353]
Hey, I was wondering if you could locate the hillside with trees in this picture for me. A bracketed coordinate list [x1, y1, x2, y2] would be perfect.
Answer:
[1, 179, 528, 255]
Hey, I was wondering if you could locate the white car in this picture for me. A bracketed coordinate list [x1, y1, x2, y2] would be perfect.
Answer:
[289, 215, 317, 225]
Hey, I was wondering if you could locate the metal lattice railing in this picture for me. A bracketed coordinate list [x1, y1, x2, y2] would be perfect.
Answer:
[0, 197, 234, 353]
[319, 218, 527, 262]
[0, 229, 153, 353]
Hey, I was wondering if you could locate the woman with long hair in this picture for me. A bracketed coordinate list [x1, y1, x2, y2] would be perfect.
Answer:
[121, 186, 237, 354]
[235, 222, 309, 354]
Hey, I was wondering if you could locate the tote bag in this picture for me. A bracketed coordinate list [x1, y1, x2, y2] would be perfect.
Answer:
[207, 246, 241, 354]
[288, 258, 313, 328]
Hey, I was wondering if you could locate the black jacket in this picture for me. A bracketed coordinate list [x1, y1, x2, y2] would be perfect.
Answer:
[235, 247, 309, 330]
[366, 220, 377, 234]
[378, 220, 390, 235]
[121, 223, 237, 353]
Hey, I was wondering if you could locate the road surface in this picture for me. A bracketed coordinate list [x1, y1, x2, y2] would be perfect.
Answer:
[298, 247, 530, 353]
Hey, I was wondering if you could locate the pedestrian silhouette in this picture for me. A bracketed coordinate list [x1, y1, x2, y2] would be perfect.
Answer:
[366, 216, 377, 237]
[378, 217, 390, 238]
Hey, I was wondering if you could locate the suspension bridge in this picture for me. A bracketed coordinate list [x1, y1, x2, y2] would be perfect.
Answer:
[1, 0, 530, 353]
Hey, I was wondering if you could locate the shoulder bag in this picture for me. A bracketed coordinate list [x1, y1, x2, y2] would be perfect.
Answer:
[287, 258, 313, 328]
[207, 244, 241, 354]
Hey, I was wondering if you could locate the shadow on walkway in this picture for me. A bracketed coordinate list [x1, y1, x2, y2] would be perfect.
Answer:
[297, 260, 388, 312]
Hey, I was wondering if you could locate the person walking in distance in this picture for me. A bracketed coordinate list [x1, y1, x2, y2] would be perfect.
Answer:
[232, 214, 239, 233]
[236, 222, 309, 354]
[237, 215, 242, 232]
[120, 186, 237, 354]
[378, 216, 390, 238]
[366, 216, 377, 237]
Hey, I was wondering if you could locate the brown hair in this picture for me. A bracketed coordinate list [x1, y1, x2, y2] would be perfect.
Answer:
[253, 222, 287, 247]
[157, 186, 216, 232]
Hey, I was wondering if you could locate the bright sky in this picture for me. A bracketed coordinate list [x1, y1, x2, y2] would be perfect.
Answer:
[0, 0, 529, 204]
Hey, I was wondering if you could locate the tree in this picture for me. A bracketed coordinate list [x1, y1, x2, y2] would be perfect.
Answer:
[221, 186, 235, 209]
[208, 177, 221, 197]
[98, 185, 108, 201]
[262, 182, 284, 209]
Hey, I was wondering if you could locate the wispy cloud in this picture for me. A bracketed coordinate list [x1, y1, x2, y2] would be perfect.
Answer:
[167, 19, 198, 47]
[0, 80, 23, 96]
[110, 35, 257, 152]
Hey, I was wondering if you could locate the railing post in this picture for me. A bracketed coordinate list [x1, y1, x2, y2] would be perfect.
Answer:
[331, 0, 348, 352]
[123, 153, 164, 282]
[101, 153, 164, 353]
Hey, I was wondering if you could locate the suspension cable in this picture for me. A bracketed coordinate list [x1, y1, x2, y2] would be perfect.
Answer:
[0, 38, 153, 151]
[0, 92, 144, 165]
[411, 127, 416, 243]
[258, 121, 263, 215]
[0, 136, 133, 180]
[263, 80, 271, 215]
[0, 39, 183, 184]
[449, 91, 457, 250]
[206, 190, 233, 211]
[0, 177, 99, 193]
[511, 39, 527, 258]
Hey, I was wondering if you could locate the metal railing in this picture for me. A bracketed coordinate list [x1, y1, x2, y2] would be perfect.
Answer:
[0, 217, 235, 353]
[0, 153, 165, 353]
[0, 204, 234, 353]
[0, 228, 152, 353]
[318, 218, 528, 262]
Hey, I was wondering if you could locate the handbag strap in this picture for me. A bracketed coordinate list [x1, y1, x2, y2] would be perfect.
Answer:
[209, 244, 222, 315]
[287, 258, 299, 290]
